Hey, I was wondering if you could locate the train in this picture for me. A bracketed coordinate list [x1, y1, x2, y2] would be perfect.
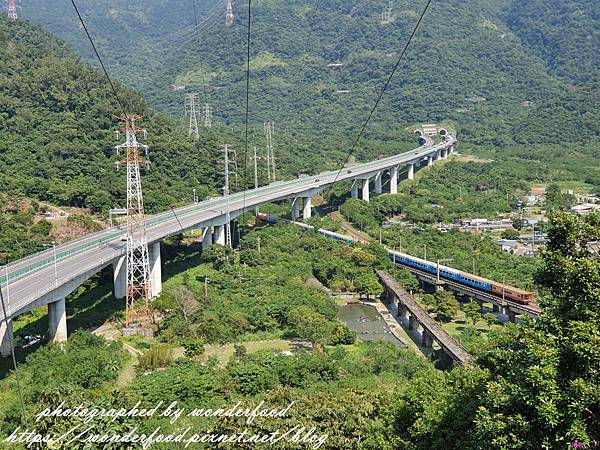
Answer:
[256, 213, 353, 243]
[388, 251, 534, 304]
[256, 213, 534, 304]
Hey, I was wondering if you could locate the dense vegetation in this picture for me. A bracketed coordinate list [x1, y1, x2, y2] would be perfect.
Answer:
[0, 17, 228, 216]
[155, 225, 388, 347]
[1, 214, 597, 449]
[20, 0, 600, 148]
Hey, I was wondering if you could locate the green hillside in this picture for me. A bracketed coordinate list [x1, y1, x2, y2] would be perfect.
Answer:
[19, 0, 600, 147]
[0, 17, 228, 216]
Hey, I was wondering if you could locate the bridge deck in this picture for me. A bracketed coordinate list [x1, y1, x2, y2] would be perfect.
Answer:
[376, 270, 471, 365]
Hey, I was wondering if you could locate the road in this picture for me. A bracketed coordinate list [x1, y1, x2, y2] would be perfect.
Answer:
[0, 136, 455, 321]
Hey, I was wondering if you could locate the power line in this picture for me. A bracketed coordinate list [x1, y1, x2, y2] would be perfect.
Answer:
[0, 265, 27, 427]
[69, 0, 185, 233]
[241, 0, 253, 217]
[69, 0, 128, 117]
[192, 0, 199, 44]
[323, 0, 433, 199]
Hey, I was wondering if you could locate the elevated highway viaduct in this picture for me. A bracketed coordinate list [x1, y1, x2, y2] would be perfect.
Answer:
[0, 135, 456, 356]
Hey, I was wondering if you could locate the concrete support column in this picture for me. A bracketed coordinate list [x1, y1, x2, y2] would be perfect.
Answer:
[374, 172, 383, 194]
[291, 198, 300, 220]
[442, 148, 447, 159]
[390, 166, 398, 194]
[149, 242, 162, 298]
[397, 304, 404, 318]
[214, 225, 225, 246]
[434, 151, 440, 161]
[303, 197, 312, 219]
[202, 227, 212, 249]
[507, 310, 516, 323]
[408, 314, 415, 331]
[351, 180, 359, 199]
[362, 179, 370, 202]
[0, 319, 13, 357]
[112, 256, 126, 300]
[48, 298, 67, 343]
[421, 329, 433, 347]
[427, 156, 433, 167]
[492, 303, 500, 313]
[449, 145, 454, 154]
[407, 163, 414, 180]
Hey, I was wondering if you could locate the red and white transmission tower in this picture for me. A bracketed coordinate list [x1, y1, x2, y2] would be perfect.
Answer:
[7, 0, 17, 21]
[225, 0, 234, 27]
[115, 115, 153, 326]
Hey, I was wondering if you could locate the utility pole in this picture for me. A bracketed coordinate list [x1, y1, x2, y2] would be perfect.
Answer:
[257, 236, 261, 253]
[204, 276, 208, 296]
[223, 145, 233, 247]
[203, 103, 212, 128]
[7, 0, 17, 21]
[184, 93, 200, 139]
[115, 115, 152, 327]
[225, 0, 234, 27]
[436, 258, 453, 282]
[253, 146, 260, 190]
[264, 122, 275, 181]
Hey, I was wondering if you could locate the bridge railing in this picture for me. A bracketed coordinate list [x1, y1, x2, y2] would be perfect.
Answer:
[1, 137, 455, 288]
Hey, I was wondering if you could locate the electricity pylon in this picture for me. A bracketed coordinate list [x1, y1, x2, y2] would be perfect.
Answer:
[264, 122, 275, 181]
[203, 103, 212, 128]
[115, 115, 152, 327]
[7, 0, 17, 21]
[225, 0, 234, 27]
[185, 93, 200, 139]
[381, 1, 394, 24]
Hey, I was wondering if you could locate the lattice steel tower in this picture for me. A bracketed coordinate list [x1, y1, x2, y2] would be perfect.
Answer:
[115, 115, 152, 326]
[185, 93, 200, 139]
[7, 0, 17, 21]
[225, 0, 234, 27]
[203, 103, 212, 128]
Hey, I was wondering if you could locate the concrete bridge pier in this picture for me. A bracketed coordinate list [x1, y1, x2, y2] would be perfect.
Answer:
[113, 256, 127, 300]
[427, 155, 433, 167]
[389, 166, 398, 194]
[502, 306, 517, 323]
[48, 298, 67, 343]
[407, 163, 414, 180]
[408, 314, 416, 330]
[362, 179, 370, 202]
[149, 242, 162, 298]
[441, 148, 447, 159]
[434, 151, 441, 161]
[374, 172, 383, 194]
[507, 310, 516, 323]
[303, 197, 312, 219]
[0, 319, 13, 357]
[492, 304, 500, 313]
[214, 225, 225, 246]
[351, 180, 359, 199]
[421, 329, 434, 348]
[202, 227, 212, 249]
[291, 198, 300, 220]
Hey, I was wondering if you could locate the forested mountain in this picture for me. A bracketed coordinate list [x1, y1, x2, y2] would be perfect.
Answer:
[19, 0, 600, 147]
[0, 17, 226, 215]
[505, 0, 599, 84]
